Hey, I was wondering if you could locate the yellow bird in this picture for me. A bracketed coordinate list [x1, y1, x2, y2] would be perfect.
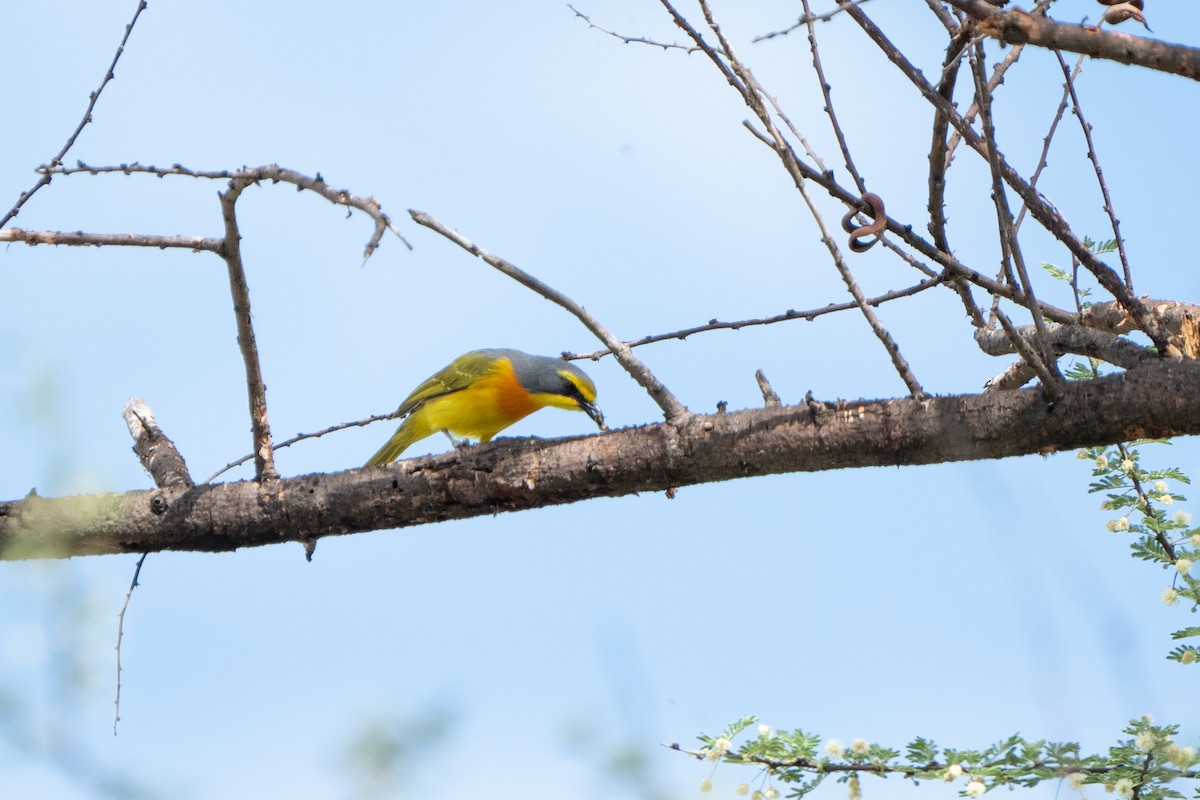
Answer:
[365, 348, 605, 466]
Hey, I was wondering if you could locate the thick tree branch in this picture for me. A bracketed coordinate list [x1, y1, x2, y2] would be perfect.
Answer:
[5, 359, 1200, 561]
[945, 0, 1200, 82]
[975, 323, 1154, 370]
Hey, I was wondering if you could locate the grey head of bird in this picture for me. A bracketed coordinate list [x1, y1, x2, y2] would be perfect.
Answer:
[499, 349, 606, 430]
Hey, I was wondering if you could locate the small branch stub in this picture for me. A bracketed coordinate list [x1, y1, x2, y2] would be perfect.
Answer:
[756, 369, 782, 408]
[123, 398, 195, 489]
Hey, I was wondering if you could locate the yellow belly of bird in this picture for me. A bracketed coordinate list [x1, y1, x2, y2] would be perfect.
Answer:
[419, 363, 541, 442]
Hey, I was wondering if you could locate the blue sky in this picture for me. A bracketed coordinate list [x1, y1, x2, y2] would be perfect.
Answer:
[2, 2, 1198, 799]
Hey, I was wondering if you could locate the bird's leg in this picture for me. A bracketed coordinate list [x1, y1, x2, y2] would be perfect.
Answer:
[441, 430, 471, 449]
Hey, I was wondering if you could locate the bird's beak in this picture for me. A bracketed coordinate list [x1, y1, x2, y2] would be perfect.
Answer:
[580, 400, 607, 431]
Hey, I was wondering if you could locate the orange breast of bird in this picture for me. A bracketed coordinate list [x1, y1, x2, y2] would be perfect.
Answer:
[420, 356, 541, 442]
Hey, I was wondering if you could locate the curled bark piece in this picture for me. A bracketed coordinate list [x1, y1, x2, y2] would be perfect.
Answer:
[841, 192, 887, 252]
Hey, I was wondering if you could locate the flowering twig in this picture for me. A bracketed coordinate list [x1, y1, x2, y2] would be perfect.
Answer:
[681, 716, 1198, 798]
[1084, 437, 1200, 662]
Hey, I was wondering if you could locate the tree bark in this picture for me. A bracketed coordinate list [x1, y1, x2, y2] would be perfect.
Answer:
[4, 358, 1199, 560]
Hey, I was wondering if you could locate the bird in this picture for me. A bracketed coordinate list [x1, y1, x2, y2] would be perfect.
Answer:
[365, 348, 606, 466]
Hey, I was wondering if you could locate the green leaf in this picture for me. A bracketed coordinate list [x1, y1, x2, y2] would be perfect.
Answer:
[906, 736, 939, 764]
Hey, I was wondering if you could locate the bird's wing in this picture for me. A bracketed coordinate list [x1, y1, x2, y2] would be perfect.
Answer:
[394, 350, 502, 418]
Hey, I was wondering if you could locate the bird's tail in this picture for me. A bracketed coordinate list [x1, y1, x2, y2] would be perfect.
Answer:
[364, 417, 429, 467]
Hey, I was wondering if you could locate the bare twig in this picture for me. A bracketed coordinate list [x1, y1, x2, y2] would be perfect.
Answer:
[993, 308, 1059, 390]
[800, 0, 866, 194]
[939, 0, 1069, 161]
[202, 410, 403, 485]
[925, 30, 996, 330]
[44, 161, 412, 259]
[1, 0, 148, 229]
[943, 45, 1027, 166]
[565, 277, 942, 361]
[1013, 54, 1080, 235]
[1055, 51, 1134, 290]
[113, 552, 147, 735]
[409, 209, 691, 425]
[568, 4, 706, 53]
[219, 180, 278, 481]
[946, 0, 1089, 154]
[660, 1, 752, 104]
[752, 0, 874, 42]
[969, 42, 1062, 386]
[0, 228, 222, 252]
[927, 28, 970, 253]
[925, 0, 959, 34]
